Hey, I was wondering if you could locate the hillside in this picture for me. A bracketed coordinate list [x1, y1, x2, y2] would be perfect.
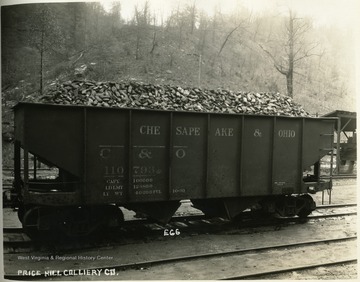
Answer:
[1, 2, 357, 166]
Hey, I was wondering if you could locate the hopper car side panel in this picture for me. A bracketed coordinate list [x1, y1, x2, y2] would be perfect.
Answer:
[273, 118, 302, 194]
[86, 108, 128, 204]
[17, 105, 83, 177]
[82, 108, 335, 205]
[130, 111, 169, 202]
[14, 103, 335, 207]
[241, 117, 273, 196]
[171, 113, 207, 200]
[208, 115, 241, 197]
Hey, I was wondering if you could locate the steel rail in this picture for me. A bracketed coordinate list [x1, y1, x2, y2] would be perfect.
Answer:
[3, 236, 356, 280]
[220, 258, 357, 280]
[308, 212, 357, 219]
[317, 203, 357, 209]
[331, 174, 357, 179]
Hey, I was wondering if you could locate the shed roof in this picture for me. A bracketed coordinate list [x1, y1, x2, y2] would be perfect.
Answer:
[324, 110, 356, 132]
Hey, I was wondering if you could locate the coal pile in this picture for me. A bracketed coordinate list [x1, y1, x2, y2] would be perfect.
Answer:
[39, 80, 311, 117]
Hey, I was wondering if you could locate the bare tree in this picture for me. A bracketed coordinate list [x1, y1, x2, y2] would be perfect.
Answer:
[149, 15, 158, 57]
[110, 1, 123, 34]
[28, 5, 64, 95]
[218, 21, 245, 56]
[256, 9, 322, 98]
[187, 2, 197, 34]
[134, 0, 150, 60]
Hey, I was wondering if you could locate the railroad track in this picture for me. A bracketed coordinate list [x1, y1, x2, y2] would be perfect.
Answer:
[3, 236, 357, 280]
[221, 258, 357, 280]
[3, 203, 357, 254]
[316, 203, 357, 208]
[332, 174, 357, 179]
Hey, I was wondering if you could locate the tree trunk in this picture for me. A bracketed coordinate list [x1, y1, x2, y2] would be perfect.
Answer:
[136, 32, 140, 60]
[287, 10, 294, 98]
[286, 73, 293, 98]
[40, 27, 44, 95]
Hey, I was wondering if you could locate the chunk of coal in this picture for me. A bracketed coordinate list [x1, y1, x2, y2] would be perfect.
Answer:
[38, 80, 312, 117]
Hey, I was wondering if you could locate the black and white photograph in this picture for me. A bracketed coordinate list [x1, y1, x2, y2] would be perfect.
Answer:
[1, 0, 358, 280]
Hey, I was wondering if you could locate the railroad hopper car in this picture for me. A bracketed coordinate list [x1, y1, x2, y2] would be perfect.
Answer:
[13, 102, 336, 237]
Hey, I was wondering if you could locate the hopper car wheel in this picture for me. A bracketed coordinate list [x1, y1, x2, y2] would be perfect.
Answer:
[23, 207, 41, 240]
[297, 194, 316, 219]
[59, 206, 125, 237]
[107, 205, 125, 228]
[59, 208, 96, 237]
[17, 204, 25, 223]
